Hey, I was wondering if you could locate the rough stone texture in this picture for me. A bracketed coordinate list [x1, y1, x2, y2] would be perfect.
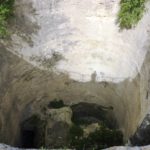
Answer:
[0, 144, 36, 150]
[0, 143, 72, 149]
[0, 144, 150, 150]
[45, 121, 70, 148]
[45, 107, 72, 148]
[46, 107, 72, 125]
[105, 145, 150, 150]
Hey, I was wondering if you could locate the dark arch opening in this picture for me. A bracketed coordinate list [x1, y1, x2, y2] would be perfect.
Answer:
[21, 129, 35, 148]
[20, 115, 46, 148]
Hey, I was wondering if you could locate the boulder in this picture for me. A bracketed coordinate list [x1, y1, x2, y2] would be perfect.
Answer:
[45, 107, 73, 148]
[46, 107, 72, 126]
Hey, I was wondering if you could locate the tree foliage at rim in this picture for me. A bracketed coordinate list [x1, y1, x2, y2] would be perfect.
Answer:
[118, 0, 147, 29]
[0, 0, 14, 37]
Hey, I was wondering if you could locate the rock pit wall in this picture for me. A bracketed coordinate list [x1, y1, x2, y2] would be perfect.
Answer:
[0, 47, 150, 146]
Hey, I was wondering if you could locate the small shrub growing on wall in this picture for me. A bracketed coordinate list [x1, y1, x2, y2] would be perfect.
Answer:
[68, 124, 123, 150]
[118, 0, 147, 29]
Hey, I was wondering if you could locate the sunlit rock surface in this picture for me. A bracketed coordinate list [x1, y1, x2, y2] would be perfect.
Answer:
[105, 145, 150, 150]
[9, 0, 150, 82]
[0, 144, 150, 150]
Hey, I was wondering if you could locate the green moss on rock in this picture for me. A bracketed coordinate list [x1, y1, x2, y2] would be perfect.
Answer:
[0, 0, 15, 37]
[68, 124, 123, 150]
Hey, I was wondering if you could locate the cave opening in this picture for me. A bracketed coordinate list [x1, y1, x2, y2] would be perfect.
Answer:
[69, 102, 123, 149]
[18, 101, 123, 149]
[20, 115, 46, 149]
[21, 129, 36, 148]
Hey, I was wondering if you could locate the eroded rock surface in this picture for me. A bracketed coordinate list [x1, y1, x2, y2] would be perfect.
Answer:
[45, 107, 72, 148]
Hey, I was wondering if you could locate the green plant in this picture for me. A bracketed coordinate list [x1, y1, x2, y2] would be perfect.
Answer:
[0, 0, 14, 37]
[69, 124, 84, 139]
[68, 125, 85, 150]
[68, 124, 123, 150]
[88, 125, 123, 149]
[118, 0, 147, 29]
